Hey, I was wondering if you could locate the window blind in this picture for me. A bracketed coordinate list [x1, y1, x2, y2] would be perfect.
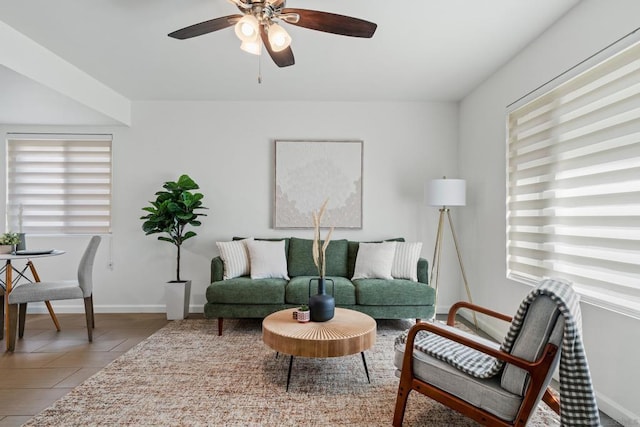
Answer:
[507, 41, 640, 318]
[6, 134, 112, 235]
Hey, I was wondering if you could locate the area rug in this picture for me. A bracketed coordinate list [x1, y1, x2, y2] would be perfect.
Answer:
[24, 318, 560, 426]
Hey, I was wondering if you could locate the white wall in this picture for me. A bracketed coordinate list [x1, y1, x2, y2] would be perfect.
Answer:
[0, 100, 461, 313]
[458, 1, 640, 424]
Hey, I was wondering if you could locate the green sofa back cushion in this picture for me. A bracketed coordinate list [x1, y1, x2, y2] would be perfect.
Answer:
[288, 237, 349, 277]
[233, 236, 290, 255]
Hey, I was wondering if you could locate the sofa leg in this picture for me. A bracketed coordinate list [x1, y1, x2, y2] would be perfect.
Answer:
[217, 318, 223, 336]
[416, 318, 421, 324]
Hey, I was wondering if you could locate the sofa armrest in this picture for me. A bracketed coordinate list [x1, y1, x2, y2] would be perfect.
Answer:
[211, 256, 224, 283]
[417, 258, 429, 285]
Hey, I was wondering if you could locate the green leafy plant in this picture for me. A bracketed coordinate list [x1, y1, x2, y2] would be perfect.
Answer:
[298, 305, 309, 312]
[141, 174, 207, 282]
[0, 232, 20, 246]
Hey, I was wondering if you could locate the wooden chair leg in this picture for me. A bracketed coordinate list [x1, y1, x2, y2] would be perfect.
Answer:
[83, 296, 94, 342]
[18, 303, 27, 338]
[90, 295, 95, 328]
[0, 294, 4, 341]
[218, 317, 223, 336]
[542, 387, 560, 414]
[7, 303, 18, 352]
[393, 377, 412, 427]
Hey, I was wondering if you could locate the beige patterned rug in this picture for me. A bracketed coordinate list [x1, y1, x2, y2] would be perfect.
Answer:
[25, 318, 560, 426]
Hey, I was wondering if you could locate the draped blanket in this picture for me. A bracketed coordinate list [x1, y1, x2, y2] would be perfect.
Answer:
[396, 278, 601, 426]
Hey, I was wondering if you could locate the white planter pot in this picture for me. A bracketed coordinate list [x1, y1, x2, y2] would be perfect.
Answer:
[164, 280, 191, 320]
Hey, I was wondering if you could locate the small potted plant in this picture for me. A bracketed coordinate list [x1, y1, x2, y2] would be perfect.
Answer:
[140, 174, 207, 320]
[293, 304, 311, 323]
[0, 232, 21, 254]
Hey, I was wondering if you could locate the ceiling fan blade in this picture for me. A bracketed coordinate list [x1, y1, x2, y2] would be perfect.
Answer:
[260, 25, 295, 67]
[281, 8, 377, 38]
[168, 14, 242, 39]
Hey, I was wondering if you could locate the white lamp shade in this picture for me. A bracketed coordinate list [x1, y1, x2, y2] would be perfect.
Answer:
[268, 23, 291, 52]
[234, 15, 259, 42]
[240, 40, 262, 55]
[426, 178, 466, 207]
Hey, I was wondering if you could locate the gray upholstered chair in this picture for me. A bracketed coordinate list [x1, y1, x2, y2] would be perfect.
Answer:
[393, 296, 563, 426]
[6, 236, 101, 352]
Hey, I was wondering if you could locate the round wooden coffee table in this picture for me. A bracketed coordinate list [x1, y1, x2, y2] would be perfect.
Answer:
[262, 307, 376, 391]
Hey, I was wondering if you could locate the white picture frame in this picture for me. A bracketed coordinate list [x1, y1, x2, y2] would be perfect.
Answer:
[274, 140, 363, 229]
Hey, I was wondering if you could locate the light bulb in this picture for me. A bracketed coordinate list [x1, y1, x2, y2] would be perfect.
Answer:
[268, 23, 291, 52]
[234, 15, 259, 42]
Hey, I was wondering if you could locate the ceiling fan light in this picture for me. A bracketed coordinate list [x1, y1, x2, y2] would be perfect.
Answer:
[268, 23, 291, 52]
[240, 40, 262, 55]
[234, 15, 259, 42]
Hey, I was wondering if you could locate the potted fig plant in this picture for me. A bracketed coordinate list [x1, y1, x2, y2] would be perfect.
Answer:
[141, 174, 207, 319]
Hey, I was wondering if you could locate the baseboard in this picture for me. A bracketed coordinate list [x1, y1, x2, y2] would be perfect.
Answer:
[596, 392, 640, 426]
[24, 304, 206, 314]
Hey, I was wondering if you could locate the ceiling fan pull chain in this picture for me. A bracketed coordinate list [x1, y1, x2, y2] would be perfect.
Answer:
[258, 47, 262, 84]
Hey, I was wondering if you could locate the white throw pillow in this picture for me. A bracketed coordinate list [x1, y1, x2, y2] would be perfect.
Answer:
[392, 242, 423, 281]
[216, 238, 253, 279]
[352, 241, 397, 280]
[246, 240, 290, 280]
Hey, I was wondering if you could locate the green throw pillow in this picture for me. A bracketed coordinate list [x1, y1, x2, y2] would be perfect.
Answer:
[288, 237, 348, 277]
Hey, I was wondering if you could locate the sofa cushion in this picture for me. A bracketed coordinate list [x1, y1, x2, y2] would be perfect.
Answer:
[285, 276, 356, 305]
[501, 295, 563, 396]
[287, 237, 349, 277]
[347, 238, 405, 278]
[233, 237, 290, 255]
[392, 242, 423, 281]
[354, 279, 435, 306]
[206, 277, 286, 304]
[352, 242, 397, 280]
[246, 240, 289, 279]
[216, 238, 253, 279]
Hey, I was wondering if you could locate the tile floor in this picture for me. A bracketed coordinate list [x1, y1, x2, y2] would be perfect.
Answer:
[0, 312, 169, 427]
[0, 313, 621, 426]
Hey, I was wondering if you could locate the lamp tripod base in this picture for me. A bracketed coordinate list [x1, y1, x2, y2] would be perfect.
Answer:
[430, 208, 478, 330]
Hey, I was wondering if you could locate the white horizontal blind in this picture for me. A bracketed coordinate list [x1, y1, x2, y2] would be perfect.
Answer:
[507, 41, 640, 318]
[6, 134, 112, 235]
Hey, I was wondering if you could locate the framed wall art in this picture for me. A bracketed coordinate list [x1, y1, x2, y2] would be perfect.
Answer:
[274, 140, 363, 229]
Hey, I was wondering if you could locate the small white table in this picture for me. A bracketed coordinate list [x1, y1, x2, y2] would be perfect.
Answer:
[0, 250, 65, 350]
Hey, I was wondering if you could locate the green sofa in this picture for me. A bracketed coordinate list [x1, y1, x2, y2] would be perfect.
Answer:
[205, 237, 435, 335]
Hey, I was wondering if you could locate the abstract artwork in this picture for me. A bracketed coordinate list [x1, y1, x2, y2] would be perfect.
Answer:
[274, 140, 363, 228]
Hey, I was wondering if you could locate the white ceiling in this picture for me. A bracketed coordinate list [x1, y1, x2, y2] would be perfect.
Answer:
[0, 0, 580, 125]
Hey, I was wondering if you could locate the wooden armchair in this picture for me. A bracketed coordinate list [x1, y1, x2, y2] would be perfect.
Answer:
[393, 299, 562, 426]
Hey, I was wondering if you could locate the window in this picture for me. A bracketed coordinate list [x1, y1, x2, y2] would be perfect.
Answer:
[6, 134, 112, 235]
[507, 40, 640, 318]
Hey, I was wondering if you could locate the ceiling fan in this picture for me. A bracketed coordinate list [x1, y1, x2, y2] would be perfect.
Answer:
[168, 0, 377, 68]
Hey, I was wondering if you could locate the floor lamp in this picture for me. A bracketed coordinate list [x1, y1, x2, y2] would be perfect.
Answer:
[426, 177, 478, 328]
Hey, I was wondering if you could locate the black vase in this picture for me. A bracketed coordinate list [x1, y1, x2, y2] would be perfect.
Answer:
[308, 277, 335, 322]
